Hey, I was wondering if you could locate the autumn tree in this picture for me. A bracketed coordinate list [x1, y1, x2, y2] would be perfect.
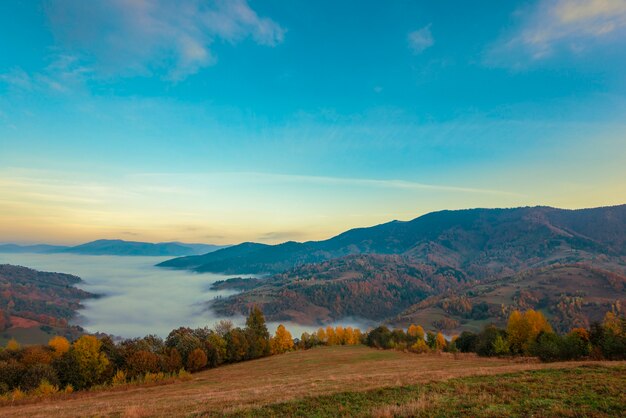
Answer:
[21, 346, 53, 367]
[316, 328, 327, 344]
[325, 326, 337, 345]
[407, 324, 425, 339]
[126, 350, 160, 377]
[71, 335, 109, 388]
[48, 336, 70, 358]
[186, 348, 207, 372]
[270, 324, 294, 354]
[5, 338, 20, 351]
[435, 332, 447, 351]
[344, 327, 356, 345]
[507, 309, 552, 355]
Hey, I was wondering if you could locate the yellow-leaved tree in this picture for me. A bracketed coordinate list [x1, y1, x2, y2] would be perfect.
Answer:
[507, 309, 552, 355]
[270, 324, 294, 354]
[72, 335, 109, 388]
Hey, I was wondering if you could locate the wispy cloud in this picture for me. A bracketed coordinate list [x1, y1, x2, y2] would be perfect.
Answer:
[0, 55, 90, 94]
[44, 0, 285, 80]
[486, 0, 626, 66]
[408, 25, 434, 54]
[134, 171, 521, 197]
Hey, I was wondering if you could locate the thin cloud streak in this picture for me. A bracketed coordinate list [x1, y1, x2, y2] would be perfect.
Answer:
[486, 0, 626, 66]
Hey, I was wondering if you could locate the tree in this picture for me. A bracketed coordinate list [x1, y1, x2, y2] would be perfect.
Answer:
[270, 324, 294, 354]
[366, 326, 393, 349]
[126, 350, 160, 377]
[493, 335, 510, 355]
[225, 328, 250, 362]
[344, 327, 356, 345]
[72, 336, 109, 388]
[507, 309, 552, 355]
[476, 325, 506, 357]
[602, 312, 623, 336]
[48, 336, 70, 357]
[20, 364, 60, 391]
[21, 346, 53, 367]
[409, 339, 430, 353]
[245, 306, 270, 358]
[186, 348, 207, 372]
[164, 348, 183, 372]
[316, 328, 326, 345]
[5, 338, 20, 351]
[426, 331, 437, 349]
[0, 309, 11, 332]
[325, 326, 337, 345]
[205, 333, 227, 368]
[407, 324, 425, 341]
[165, 327, 202, 365]
[455, 331, 478, 353]
[435, 332, 447, 351]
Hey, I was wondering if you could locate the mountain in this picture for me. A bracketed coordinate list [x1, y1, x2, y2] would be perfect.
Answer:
[203, 204, 626, 328]
[61, 239, 227, 256]
[0, 244, 69, 253]
[160, 205, 626, 275]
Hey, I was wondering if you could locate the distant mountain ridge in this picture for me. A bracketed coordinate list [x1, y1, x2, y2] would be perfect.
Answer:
[159, 205, 626, 275]
[0, 239, 228, 256]
[168, 204, 626, 329]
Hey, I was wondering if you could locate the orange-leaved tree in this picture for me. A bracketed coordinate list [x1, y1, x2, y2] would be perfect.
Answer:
[270, 324, 294, 354]
[507, 309, 552, 355]
[49, 336, 70, 357]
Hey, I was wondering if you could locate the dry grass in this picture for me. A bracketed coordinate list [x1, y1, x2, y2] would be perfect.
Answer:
[1, 346, 623, 417]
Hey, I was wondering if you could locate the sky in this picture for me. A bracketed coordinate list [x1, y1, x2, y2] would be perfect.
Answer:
[1, 0, 625, 245]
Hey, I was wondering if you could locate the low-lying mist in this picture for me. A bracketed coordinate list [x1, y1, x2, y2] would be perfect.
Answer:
[0, 253, 371, 339]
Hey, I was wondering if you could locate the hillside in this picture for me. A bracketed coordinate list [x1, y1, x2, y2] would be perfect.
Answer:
[0, 244, 68, 254]
[203, 205, 626, 327]
[3, 345, 623, 417]
[212, 254, 470, 325]
[0, 264, 93, 343]
[392, 263, 626, 333]
[61, 239, 226, 256]
[160, 205, 626, 275]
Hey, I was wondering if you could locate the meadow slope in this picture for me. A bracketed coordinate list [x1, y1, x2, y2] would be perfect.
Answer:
[2, 346, 624, 417]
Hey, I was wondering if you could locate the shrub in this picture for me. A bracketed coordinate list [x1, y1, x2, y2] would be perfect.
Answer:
[111, 370, 127, 386]
[0, 360, 25, 389]
[33, 379, 59, 396]
[21, 364, 60, 391]
[409, 339, 430, 354]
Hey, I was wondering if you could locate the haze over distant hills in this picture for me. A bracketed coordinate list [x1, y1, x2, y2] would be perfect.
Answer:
[161, 205, 626, 331]
[0, 239, 227, 257]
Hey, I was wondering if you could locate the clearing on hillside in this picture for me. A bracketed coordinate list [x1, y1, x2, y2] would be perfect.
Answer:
[1, 345, 624, 417]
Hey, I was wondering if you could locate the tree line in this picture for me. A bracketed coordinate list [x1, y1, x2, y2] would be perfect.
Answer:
[1, 307, 624, 401]
[364, 310, 626, 362]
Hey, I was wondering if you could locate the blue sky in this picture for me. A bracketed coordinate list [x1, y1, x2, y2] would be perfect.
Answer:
[1, 0, 625, 245]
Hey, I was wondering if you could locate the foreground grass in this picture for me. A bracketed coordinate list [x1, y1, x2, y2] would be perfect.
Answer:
[2, 346, 624, 417]
[229, 365, 625, 417]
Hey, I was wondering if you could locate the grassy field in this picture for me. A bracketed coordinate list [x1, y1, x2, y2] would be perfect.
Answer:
[1, 346, 624, 417]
